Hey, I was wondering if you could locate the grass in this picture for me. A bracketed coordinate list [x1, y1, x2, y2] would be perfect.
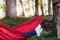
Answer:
[0, 15, 53, 27]
[0, 15, 59, 40]
[0, 17, 34, 27]
[28, 31, 58, 40]
[44, 15, 53, 20]
[0, 15, 52, 27]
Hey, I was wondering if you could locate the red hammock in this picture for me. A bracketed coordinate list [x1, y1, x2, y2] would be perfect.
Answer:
[0, 14, 44, 40]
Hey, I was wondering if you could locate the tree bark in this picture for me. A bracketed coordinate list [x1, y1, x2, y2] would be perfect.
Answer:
[6, 0, 17, 18]
[53, 0, 58, 20]
[48, 0, 51, 15]
[6, 0, 10, 17]
[19, 0, 24, 16]
[35, 0, 39, 16]
[53, 0, 60, 39]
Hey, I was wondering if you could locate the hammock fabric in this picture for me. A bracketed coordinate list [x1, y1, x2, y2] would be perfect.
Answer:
[0, 13, 44, 40]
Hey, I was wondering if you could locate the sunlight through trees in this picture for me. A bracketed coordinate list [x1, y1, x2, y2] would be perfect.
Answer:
[0, 0, 5, 19]
[0, 0, 53, 18]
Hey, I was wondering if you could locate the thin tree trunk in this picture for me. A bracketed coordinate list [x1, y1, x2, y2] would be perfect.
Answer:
[48, 0, 51, 15]
[40, 0, 43, 13]
[35, 0, 39, 16]
[20, 0, 24, 16]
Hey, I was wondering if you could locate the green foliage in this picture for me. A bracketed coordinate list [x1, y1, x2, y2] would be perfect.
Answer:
[0, 4, 6, 13]
[0, 15, 53, 27]
[2, 4, 6, 13]
[40, 31, 56, 38]
[57, 3, 60, 7]
[0, 17, 34, 27]
[28, 31, 58, 40]
[44, 15, 53, 20]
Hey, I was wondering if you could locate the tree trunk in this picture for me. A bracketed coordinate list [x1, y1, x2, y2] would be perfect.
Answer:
[35, 0, 39, 16]
[6, 0, 17, 18]
[19, 0, 24, 16]
[40, 0, 43, 13]
[6, 0, 10, 17]
[53, 0, 60, 39]
[53, 0, 58, 20]
[48, 0, 51, 15]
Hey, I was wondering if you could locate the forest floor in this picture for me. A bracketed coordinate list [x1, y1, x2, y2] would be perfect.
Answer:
[0, 15, 60, 40]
